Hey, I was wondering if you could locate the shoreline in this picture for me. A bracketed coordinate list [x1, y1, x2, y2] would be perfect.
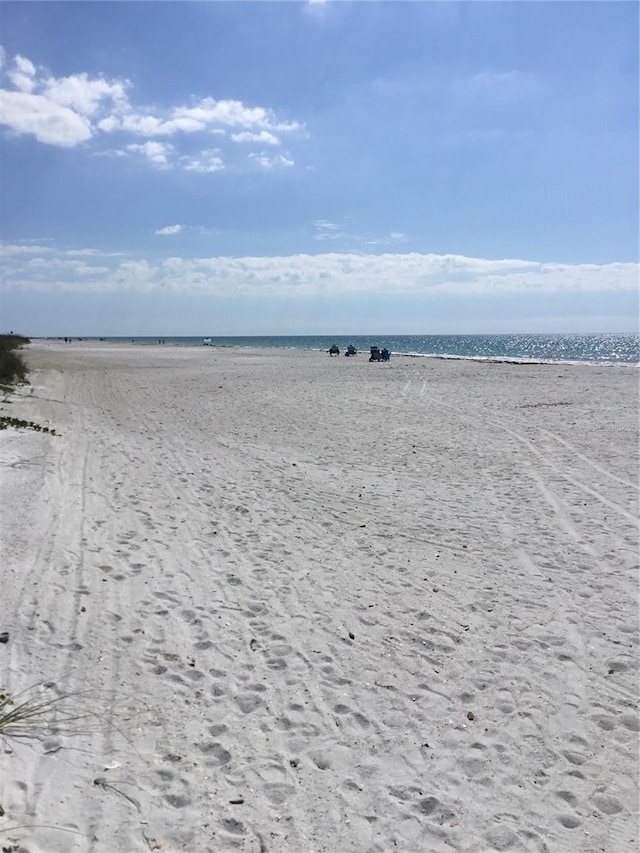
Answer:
[1, 343, 638, 852]
[28, 336, 640, 368]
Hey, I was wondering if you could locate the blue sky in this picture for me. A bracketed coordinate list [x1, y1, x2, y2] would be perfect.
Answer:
[1, 1, 638, 336]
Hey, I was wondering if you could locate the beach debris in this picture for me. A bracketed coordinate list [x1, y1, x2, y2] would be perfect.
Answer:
[0, 633, 8, 644]
[466, 711, 475, 721]
[229, 798, 245, 805]
[93, 777, 140, 810]
[249, 638, 259, 651]
[348, 632, 355, 640]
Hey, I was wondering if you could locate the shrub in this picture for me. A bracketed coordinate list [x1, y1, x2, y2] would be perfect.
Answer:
[0, 334, 30, 353]
[0, 334, 30, 390]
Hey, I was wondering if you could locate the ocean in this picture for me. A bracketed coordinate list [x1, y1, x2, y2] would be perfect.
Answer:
[87, 333, 640, 366]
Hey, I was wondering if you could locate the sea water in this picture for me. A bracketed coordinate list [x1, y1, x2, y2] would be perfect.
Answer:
[89, 333, 639, 365]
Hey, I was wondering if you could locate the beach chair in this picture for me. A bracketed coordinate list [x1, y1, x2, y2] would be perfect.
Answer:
[329, 344, 340, 356]
[369, 346, 383, 362]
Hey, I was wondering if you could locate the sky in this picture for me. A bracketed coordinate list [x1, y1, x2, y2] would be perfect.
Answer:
[0, 1, 638, 336]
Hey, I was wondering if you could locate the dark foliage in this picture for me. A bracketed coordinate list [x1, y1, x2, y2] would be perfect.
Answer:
[0, 334, 30, 352]
[0, 416, 57, 434]
[0, 334, 30, 388]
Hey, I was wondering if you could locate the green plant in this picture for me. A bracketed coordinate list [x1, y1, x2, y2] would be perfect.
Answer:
[0, 335, 30, 352]
[0, 351, 28, 389]
[0, 334, 30, 392]
[0, 417, 57, 434]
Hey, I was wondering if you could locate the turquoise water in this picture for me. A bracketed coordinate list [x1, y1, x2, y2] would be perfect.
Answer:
[93, 333, 639, 365]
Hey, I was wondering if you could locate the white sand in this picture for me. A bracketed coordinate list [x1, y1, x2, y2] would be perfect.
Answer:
[0, 341, 638, 853]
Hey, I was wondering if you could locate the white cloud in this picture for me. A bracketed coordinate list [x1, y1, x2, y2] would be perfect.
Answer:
[65, 248, 124, 257]
[118, 259, 154, 278]
[170, 98, 301, 134]
[98, 99, 301, 142]
[250, 152, 294, 169]
[0, 89, 93, 146]
[0, 55, 128, 146]
[0, 243, 56, 256]
[250, 154, 272, 169]
[118, 114, 172, 136]
[0, 50, 303, 173]
[8, 55, 37, 93]
[313, 220, 407, 246]
[127, 141, 173, 167]
[96, 147, 127, 158]
[0, 244, 123, 259]
[43, 72, 128, 116]
[231, 130, 280, 145]
[314, 220, 344, 240]
[26, 256, 110, 277]
[155, 224, 183, 236]
[2, 244, 637, 298]
[96, 115, 121, 133]
[181, 150, 224, 173]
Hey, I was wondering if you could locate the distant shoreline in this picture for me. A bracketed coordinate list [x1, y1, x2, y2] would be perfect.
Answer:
[29, 334, 640, 367]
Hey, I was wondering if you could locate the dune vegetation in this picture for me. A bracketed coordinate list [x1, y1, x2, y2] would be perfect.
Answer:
[0, 334, 30, 391]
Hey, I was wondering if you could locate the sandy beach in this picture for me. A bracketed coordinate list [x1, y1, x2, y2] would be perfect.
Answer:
[0, 341, 638, 853]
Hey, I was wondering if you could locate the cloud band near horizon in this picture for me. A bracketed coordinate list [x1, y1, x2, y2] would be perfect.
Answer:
[1, 245, 637, 297]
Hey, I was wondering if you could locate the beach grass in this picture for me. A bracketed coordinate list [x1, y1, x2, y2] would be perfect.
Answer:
[0, 335, 30, 393]
[0, 684, 87, 742]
